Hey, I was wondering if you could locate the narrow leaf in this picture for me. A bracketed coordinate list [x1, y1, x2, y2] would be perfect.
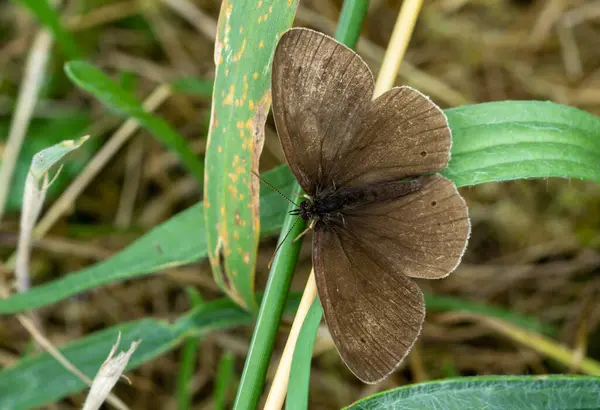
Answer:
[0, 294, 301, 409]
[14, 0, 81, 58]
[65, 61, 204, 183]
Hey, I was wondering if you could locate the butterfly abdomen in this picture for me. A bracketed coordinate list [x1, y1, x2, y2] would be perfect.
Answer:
[326, 178, 423, 210]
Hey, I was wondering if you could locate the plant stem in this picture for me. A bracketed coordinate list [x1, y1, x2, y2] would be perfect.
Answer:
[263, 272, 318, 409]
[213, 351, 236, 410]
[232, 184, 306, 410]
[373, 0, 424, 97]
[334, 0, 369, 47]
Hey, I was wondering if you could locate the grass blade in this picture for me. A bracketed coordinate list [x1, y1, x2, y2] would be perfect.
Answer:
[14, 0, 81, 58]
[65, 61, 204, 183]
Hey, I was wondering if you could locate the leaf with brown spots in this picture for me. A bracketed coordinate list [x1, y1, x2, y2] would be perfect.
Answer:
[204, 0, 299, 310]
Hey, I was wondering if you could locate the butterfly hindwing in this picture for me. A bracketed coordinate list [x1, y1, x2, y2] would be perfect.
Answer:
[313, 227, 425, 383]
[342, 174, 470, 279]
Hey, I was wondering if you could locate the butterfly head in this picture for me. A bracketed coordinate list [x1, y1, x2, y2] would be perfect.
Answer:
[289, 199, 316, 221]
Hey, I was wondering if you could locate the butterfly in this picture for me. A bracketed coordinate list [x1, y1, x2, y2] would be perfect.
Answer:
[270, 28, 471, 383]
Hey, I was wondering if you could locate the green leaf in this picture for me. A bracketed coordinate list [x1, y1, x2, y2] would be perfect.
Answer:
[286, 298, 323, 410]
[443, 101, 600, 186]
[344, 375, 600, 410]
[0, 166, 295, 314]
[203, 0, 299, 310]
[0, 294, 301, 410]
[214, 352, 236, 410]
[64, 61, 204, 183]
[0, 114, 96, 212]
[176, 289, 204, 410]
[13, 0, 81, 59]
[29, 134, 89, 180]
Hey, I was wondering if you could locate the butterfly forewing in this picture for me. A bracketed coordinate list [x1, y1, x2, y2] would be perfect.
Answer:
[271, 28, 373, 194]
[313, 228, 425, 383]
[331, 86, 452, 189]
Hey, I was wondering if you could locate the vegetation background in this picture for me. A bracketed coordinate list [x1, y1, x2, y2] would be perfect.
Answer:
[0, 0, 600, 408]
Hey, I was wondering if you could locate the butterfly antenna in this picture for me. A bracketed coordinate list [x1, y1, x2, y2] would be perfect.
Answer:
[268, 217, 301, 269]
[251, 170, 300, 207]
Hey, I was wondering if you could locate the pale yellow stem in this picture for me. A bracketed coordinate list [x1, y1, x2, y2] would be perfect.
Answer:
[263, 272, 317, 410]
[373, 0, 424, 98]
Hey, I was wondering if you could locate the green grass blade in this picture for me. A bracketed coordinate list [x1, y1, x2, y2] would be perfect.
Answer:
[0, 166, 295, 314]
[203, 0, 299, 310]
[14, 0, 81, 59]
[64, 61, 204, 183]
[344, 375, 600, 409]
[213, 352, 236, 410]
[334, 0, 369, 47]
[286, 298, 323, 410]
[176, 288, 204, 410]
[0, 294, 300, 410]
[232, 185, 306, 409]
[424, 293, 555, 335]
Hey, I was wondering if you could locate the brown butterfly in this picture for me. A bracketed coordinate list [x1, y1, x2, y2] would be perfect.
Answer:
[271, 28, 470, 383]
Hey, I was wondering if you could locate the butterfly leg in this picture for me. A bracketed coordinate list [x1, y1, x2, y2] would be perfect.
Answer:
[293, 220, 315, 243]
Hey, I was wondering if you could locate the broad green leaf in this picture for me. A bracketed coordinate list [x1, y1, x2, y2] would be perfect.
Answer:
[64, 61, 204, 183]
[344, 375, 600, 410]
[0, 114, 96, 212]
[203, 0, 299, 310]
[0, 166, 295, 314]
[0, 294, 301, 410]
[286, 298, 323, 410]
[443, 101, 600, 186]
[14, 0, 81, 59]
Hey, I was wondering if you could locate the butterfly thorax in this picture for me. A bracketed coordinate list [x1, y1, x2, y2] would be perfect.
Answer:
[296, 177, 424, 228]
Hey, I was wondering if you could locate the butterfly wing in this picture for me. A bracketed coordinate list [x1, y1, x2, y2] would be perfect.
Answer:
[313, 174, 468, 382]
[343, 174, 470, 279]
[272, 30, 453, 193]
[271, 28, 374, 194]
[314, 227, 425, 384]
[330, 86, 453, 189]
